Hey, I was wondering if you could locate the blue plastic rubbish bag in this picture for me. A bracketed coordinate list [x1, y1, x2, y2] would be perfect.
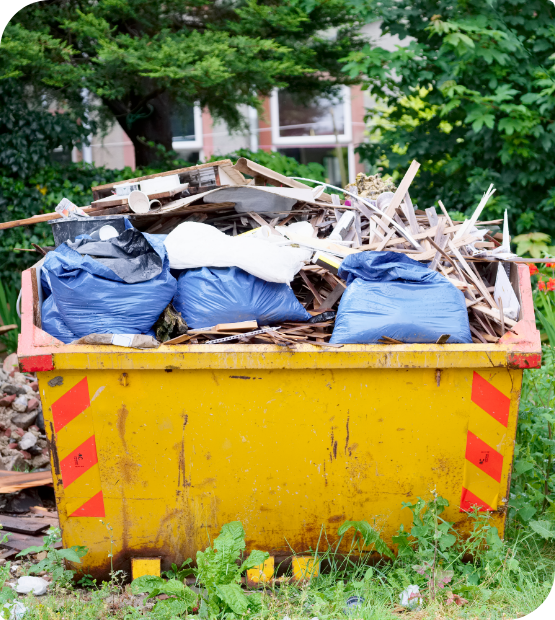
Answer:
[173, 266, 311, 329]
[41, 295, 78, 343]
[41, 231, 176, 341]
[330, 252, 472, 344]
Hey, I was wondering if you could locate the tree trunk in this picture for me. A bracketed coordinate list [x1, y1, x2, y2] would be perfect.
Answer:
[105, 90, 174, 168]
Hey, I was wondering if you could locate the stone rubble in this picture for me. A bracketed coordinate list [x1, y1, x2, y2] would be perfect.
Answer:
[0, 354, 49, 472]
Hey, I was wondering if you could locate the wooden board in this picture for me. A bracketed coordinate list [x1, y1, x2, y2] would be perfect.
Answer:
[0, 471, 53, 493]
[0, 515, 50, 535]
[91, 195, 128, 208]
[91, 160, 235, 197]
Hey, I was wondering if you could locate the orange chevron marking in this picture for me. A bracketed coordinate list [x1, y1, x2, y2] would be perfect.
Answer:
[461, 373, 510, 512]
[60, 435, 99, 488]
[52, 378, 90, 433]
[471, 372, 510, 427]
[69, 491, 105, 518]
[465, 431, 503, 483]
[460, 487, 493, 512]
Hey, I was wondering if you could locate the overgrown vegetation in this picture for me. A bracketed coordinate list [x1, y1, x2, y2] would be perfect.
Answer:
[342, 0, 555, 235]
[8, 492, 554, 619]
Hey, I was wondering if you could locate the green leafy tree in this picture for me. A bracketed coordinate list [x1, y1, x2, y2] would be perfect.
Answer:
[3, 0, 368, 167]
[342, 0, 555, 234]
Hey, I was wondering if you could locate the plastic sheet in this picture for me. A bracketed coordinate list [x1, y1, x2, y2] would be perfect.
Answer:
[66, 229, 163, 284]
[164, 222, 310, 284]
[41, 295, 77, 344]
[330, 252, 472, 344]
[173, 266, 311, 329]
[41, 232, 176, 339]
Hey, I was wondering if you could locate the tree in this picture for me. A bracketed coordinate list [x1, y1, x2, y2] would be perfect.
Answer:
[342, 0, 555, 234]
[2, 0, 368, 167]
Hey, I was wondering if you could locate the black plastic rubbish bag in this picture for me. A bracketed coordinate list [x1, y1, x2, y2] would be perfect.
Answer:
[330, 252, 472, 344]
[66, 228, 164, 284]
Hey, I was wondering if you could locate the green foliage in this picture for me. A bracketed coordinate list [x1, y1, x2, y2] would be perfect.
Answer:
[513, 233, 555, 259]
[131, 521, 267, 617]
[195, 521, 267, 616]
[342, 0, 555, 235]
[336, 520, 394, 559]
[390, 494, 515, 601]
[17, 527, 88, 587]
[0, 528, 16, 609]
[208, 148, 327, 183]
[0, 80, 92, 178]
[162, 559, 195, 582]
[77, 574, 97, 589]
[130, 575, 197, 618]
[0, 163, 135, 287]
[0, 280, 20, 354]
[4, 0, 367, 165]
[511, 347, 555, 527]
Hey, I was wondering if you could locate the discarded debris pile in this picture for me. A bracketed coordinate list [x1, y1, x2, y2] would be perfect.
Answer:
[6, 157, 527, 347]
[0, 355, 49, 472]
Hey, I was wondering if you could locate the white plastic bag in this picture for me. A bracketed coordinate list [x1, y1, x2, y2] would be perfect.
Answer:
[164, 222, 310, 284]
[399, 584, 422, 610]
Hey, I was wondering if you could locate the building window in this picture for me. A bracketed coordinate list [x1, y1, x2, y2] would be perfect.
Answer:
[270, 86, 352, 146]
[171, 104, 203, 151]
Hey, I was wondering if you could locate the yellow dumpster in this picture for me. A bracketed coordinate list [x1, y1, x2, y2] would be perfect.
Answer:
[18, 263, 541, 579]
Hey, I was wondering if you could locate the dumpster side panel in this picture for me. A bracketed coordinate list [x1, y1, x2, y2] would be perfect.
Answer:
[38, 365, 522, 578]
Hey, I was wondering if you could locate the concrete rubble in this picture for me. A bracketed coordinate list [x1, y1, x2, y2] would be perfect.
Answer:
[0, 354, 49, 472]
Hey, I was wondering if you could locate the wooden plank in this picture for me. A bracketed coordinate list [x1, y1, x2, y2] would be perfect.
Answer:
[91, 160, 234, 194]
[472, 303, 517, 327]
[425, 207, 439, 228]
[413, 235, 477, 262]
[0, 515, 50, 536]
[379, 161, 420, 231]
[31, 267, 41, 329]
[448, 241, 497, 308]
[429, 219, 447, 271]
[438, 200, 454, 227]
[316, 283, 345, 310]
[403, 191, 420, 235]
[299, 271, 324, 306]
[91, 195, 128, 208]
[214, 321, 258, 332]
[231, 157, 332, 202]
[376, 227, 397, 252]
[0, 471, 52, 493]
[0, 208, 89, 231]
[86, 204, 131, 216]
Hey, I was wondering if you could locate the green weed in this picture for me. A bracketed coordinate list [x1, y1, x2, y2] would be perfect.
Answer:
[0, 279, 20, 354]
[17, 527, 88, 588]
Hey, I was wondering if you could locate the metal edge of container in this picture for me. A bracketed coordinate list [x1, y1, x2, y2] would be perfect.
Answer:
[17, 263, 542, 372]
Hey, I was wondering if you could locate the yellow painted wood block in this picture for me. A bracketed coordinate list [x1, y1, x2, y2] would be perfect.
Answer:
[131, 557, 161, 580]
[247, 557, 274, 584]
[292, 557, 320, 581]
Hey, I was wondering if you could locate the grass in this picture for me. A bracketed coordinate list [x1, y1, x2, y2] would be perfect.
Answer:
[8, 509, 554, 620]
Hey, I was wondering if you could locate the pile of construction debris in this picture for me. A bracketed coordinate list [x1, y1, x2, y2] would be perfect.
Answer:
[0, 355, 48, 472]
[5, 157, 528, 347]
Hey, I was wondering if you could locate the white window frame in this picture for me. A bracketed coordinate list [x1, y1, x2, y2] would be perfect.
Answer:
[172, 105, 203, 151]
[270, 86, 352, 146]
